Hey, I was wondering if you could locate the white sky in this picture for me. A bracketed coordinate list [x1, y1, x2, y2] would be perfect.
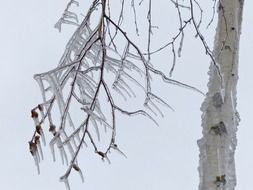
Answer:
[0, 0, 252, 190]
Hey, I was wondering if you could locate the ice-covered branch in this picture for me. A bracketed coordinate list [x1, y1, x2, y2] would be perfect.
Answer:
[29, 0, 217, 189]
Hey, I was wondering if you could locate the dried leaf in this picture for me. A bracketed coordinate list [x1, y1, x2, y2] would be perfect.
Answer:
[97, 151, 105, 158]
[36, 125, 42, 135]
[38, 104, 43, 111]
[35, 136, 40, 144]
[72, 164, 80, 171]
[31, 110, 38, 118]
[29, 141, 37, 155]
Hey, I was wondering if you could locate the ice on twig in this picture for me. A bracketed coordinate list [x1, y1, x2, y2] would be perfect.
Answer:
[60, 176, 71, 190]
[112, 84, 128, 101]
[49, 135, 58, 162]
[35, 137, 44, 160]
[72, 163, 85, 182]
[111, 144, 127, 158]
[115, 106, 158, 126]
[90, 118, 100, 141]
[33, 153, 40, 175]
[145, 98, 164, 117]
[81, 108, 113, 130]
[55, 0, 80, 32]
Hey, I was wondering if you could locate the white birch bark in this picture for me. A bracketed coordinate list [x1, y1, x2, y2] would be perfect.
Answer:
[198, 0, 244, 190]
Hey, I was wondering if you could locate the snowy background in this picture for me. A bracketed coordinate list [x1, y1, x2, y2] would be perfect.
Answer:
[0, 1, 252, 190]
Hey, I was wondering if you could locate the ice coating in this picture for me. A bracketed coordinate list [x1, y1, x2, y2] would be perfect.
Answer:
[198, 1, 244, 190]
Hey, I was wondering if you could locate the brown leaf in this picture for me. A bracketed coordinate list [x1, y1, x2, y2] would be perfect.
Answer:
[29, 141, 37, 155]
[36, 125, 42, 135]
[31, 110, 38, 118]
[49, 125, 56, 132]
[72, 164, 80, 171]
[97, 151, 105, 158]
[38, 104, 43, 111]
[49, 125, 57, 136]
[34, 136, 40, 144]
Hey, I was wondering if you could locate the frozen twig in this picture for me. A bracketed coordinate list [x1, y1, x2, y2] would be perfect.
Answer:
[29, 1, 215, 189]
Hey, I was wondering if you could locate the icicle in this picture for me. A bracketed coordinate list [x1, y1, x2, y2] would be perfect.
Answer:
[71, 136, 78, 150]
[76, 75, 96, 97]
[144, 100, 158, 117]
[72, 164, 85, 182]
[114, 81, 132, 98]
[78, 169, 85, 183]
[33, 152, 40, 175]
[49, 135, 59, 162]
[148, 92, 174, 111]
[112, 84, 127, 101]
[81, 108, 112, 129]
[123, 59, 144, 76]
[34, 76, 47, 104]
[147, 98, 164, 117]
[111, 144, 127, 158]
[90, 118, 100, 141]
[104, 155, 111, 164]
[126, 51, 142, 60]
[56, 137, 69, 165]
[30, 141, 41, 175]
[61, 130, 76, 159]
[54, 0, 80, 32]
[35, 136, 44, 160]
[94, 101, 106, 121]
[59, 176, 71, 190]
[63, 11, 79, 23]
[46, 74, 65, 116]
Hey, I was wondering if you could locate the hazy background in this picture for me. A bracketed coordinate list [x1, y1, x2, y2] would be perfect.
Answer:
[0, 1, 252, 189]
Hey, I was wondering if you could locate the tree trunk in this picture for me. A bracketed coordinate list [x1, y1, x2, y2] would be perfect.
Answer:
[198, 1, 244, 190]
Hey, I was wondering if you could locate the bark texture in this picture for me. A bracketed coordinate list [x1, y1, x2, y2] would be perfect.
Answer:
[198, 0, 244, 190]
